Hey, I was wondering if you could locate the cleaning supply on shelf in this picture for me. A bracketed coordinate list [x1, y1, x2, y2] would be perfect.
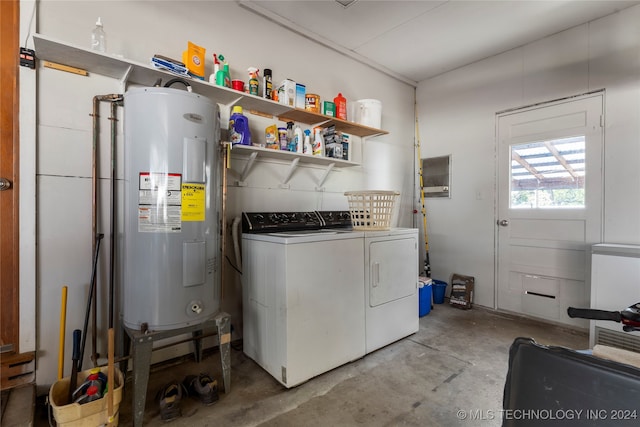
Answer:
[90, 17, 106, 52]
[334, 93, 347, 120]
[305, 94, 320, 113]
[265, 124, 278, 149]
[151, 55, 189, 77]
[322, 101, 335, 117]
[248, 67, 259, 96]
[209, 53, 220, 83]
[263, 68, 272, 99]
[295, 84, 306, 109]
[286, 122, 295, 151]
[341, 133, 350, 161]
[303, 129, 312, 154]
[182, 41, 206, 80]
[294, 125, 303, 153]
[278, 127, 287, 150]
[229, 106, 251, 146]
[215, 55, 231, 88]
[313, 127, 324, 156]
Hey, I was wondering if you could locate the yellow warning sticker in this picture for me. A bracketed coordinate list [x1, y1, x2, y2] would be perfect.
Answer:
[181, 183, 205, 221]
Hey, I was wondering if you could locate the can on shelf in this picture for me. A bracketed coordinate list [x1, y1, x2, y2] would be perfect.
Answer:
[305, 94, 320, 113]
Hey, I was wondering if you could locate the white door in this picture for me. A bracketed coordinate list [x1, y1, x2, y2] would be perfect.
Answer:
[496, 93, 603, 327]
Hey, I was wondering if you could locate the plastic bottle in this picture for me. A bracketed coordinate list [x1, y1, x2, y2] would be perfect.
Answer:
[248, 67, 259, 96]
[334, 93, 347, 120]
[286, 122, 295, 151]
[278, 127, 287, 150]
[209, 53, 220, 83]
[313, 127, 324, 156]
[215, 55, 231, 88]
[73, 380, 103, 404]
[263, 68, 272, 99]
[303, 129, 312, 154]
[229, 106, 251, 146]
[91, 17, 106, 52]
[222, 63, 231, 88]
[294, 125, 303, 153]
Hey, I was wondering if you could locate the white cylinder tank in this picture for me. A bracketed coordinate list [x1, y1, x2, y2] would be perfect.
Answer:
[123, 86, 220, 331]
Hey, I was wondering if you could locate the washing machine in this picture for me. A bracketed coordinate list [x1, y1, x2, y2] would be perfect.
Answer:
[241, 211, 365, 388]
[364, 228, 419, 353]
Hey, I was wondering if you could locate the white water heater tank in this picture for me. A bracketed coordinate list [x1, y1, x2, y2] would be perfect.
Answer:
[123, 86, 220, 331]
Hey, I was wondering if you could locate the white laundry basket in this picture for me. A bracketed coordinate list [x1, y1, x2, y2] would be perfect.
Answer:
[344, 190, 399, 231]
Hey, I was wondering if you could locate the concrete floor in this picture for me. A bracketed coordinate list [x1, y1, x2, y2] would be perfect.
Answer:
[36, 304, 588, 426]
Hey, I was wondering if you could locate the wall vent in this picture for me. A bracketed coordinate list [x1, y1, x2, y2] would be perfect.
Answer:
[594, 326, 640, 353]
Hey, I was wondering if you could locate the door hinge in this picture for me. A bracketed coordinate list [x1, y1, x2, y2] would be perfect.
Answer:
[600, 115, 604, 128]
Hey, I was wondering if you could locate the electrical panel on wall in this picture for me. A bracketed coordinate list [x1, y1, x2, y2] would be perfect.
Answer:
[422, 155, 450, 198]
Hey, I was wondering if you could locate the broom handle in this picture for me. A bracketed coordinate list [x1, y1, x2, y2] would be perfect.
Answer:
[58, 286, 68, 380]
[108, 328, 115, 423]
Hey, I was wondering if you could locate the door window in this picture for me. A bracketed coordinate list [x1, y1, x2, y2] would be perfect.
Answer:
[510, 136, 585, 209]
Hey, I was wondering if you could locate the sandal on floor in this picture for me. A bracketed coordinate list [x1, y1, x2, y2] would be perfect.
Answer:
[157, 381, 186, 422]
[183, 373, 219, 405]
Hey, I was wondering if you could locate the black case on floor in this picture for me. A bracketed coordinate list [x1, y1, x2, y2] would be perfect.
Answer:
[502, 337, 640, 426]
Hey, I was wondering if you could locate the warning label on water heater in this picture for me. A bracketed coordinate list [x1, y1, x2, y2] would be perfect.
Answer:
[181, 183, 205, 222]
[138, 172, 182, 233]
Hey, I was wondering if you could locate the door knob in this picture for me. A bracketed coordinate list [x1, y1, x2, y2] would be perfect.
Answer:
[498, 219, 509, 227]
[0, 178, 11, 191]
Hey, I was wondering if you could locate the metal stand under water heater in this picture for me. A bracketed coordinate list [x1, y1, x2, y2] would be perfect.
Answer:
[123, 86, 221, 331]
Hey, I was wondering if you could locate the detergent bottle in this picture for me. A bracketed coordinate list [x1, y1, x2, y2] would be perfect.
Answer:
[248, 67, 259, 96]
[229, 106, 251, 146]
[334, 93, 347, 120]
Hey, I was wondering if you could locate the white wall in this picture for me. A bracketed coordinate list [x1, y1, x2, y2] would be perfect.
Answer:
[417, 6, 640, 309]
[26, 1, 415, 388]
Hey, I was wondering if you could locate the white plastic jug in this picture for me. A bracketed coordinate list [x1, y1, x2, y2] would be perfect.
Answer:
[353, 99, 382, 129]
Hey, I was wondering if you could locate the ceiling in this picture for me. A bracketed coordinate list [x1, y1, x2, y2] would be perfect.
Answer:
[238, 0, 640, 86]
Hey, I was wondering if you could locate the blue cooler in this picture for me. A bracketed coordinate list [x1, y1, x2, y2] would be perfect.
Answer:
[418, 279, 432, 317]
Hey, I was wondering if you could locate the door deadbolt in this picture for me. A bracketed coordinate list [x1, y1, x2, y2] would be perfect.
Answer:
[0, 178, 11, 191]
[498, 219, 509, 226]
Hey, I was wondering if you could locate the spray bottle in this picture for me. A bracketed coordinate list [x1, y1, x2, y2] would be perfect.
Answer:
[312, 127, 324, 156]
[248, 67, 259, 96]
[209, 53, 220, 83]
[215, 54, 231, 88]
[286, 122, 295, 152]
[303, 129, 312, 154]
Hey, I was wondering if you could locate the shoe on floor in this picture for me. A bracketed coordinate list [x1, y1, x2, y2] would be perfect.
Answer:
[157, 381, 186, 422]
[183, 373, 219, 405]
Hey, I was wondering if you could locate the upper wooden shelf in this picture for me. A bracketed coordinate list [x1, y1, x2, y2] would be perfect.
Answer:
[32, 34, 388, 138]
[277, 109, 388, 137]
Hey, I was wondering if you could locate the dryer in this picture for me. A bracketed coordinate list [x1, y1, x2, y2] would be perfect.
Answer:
[364, 228, 419, 353]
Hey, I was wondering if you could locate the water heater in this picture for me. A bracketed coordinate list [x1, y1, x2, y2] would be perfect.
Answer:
[123, 86, 220, 331]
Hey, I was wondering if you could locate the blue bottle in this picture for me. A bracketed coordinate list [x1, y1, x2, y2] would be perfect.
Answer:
[229, 105, 251, 146]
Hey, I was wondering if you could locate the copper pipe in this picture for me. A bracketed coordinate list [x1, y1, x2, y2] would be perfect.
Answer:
[89, 94, 122, 367]
[220, 142, 229, 302]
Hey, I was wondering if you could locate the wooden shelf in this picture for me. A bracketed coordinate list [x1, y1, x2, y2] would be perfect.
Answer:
[32, 34, 388, 138]
[277, 108, 388, 137]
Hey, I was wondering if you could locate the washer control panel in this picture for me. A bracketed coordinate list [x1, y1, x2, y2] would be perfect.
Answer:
[242, 211, 352, 233]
